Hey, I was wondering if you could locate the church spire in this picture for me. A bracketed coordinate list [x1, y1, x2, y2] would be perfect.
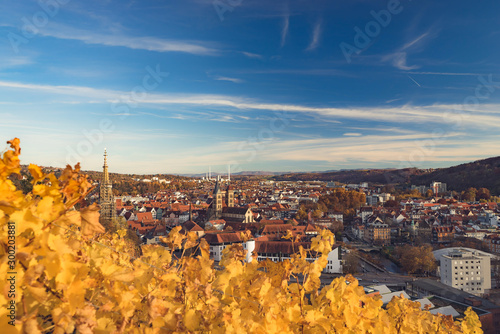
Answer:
[100, 148, 116, 222]
[103, 149, 109, 185]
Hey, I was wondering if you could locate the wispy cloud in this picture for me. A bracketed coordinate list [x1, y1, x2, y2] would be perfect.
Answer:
[385, 98, 403, 104]
[240, 51, 264, 59]
[214, 76, 244, 83]
[0, 56, 34, 69]
[306, 20, 322, 51]
[383, 52, 419, 70]
[407, 71, 482, 76]
[383, 32, 433, 70]
[343, 133, 362, 137]
[36, 24, 219, 56]
[281, 14, 289, 47]
[241, 69, 348, 76]
[2, 80, 500, 129]
[153, 132, 500, 173]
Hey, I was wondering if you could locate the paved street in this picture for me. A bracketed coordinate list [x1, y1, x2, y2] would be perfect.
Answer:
[320, 271, 419, 287]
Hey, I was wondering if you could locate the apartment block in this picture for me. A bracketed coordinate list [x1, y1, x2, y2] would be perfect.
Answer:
[440, 248, 491, 296]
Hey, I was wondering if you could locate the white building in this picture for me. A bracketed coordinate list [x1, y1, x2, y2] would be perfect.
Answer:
[437, 248, 491, 296]
[431, 181, 447, 195]
[254, 241, 342, 274]
[203, 233, 255, 263]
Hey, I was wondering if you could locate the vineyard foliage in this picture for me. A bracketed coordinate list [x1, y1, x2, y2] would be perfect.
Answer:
[0, 139, 483, 333]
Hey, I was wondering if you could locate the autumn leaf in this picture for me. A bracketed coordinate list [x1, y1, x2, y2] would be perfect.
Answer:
[80, 203, 105, 237]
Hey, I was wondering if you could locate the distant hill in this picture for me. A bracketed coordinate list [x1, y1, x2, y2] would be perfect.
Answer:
[272, 168, 426, 184]
[272, 156, 500, 195]
[409, 156, 500, 194]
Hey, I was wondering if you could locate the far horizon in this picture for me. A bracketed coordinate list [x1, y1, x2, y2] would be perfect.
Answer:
[24, 153, 498, 177]
[2, 1, 500, 174]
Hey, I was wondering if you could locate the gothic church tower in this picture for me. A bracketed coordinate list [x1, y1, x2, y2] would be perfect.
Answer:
[99, 149, 116, 222]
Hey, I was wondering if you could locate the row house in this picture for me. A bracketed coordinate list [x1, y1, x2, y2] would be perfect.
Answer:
[326, 210, 344, 223]
[202, 232, 255, 262]
[432, 226, 455, 244]
[135, 212, 155, 224]
[364, 222, 390, 245]
[222, 207, 254, 224]
[163, 210, 190, 226]
[484, 234, 500, 254]
[143, 225, 168, 244]
[352, 224, 365, 240]
[181, 220, 205, 238]
[312, 218, 343, 233]
[359, 207, 373, 223]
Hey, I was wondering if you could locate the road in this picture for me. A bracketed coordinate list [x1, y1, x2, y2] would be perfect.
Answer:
[320, 271, 415, 287]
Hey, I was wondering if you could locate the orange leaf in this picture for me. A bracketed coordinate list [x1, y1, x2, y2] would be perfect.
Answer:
[80, 203, 105, 236]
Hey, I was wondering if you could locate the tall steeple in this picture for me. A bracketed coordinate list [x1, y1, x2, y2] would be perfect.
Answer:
[103, 149, 110, 184]
[99, 149, 116, 223]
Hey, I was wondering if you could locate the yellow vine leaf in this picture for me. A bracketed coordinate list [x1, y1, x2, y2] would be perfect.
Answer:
[80, 203, 105, 237]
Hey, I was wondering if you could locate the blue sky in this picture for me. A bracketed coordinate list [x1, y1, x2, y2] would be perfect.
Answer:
[1, 0, 499, 174]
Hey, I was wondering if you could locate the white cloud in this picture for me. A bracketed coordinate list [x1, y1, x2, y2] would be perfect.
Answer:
[214, 76, 244, 83]
[37, 24, 219, 56]
[281, 14, 289, 47]
[2, 80, 500, 129]
[146, 132, 500, 173]
[383, 52, 419, 70]
[240, 51, 263, 59]
[0, 56, 33, 69]
[306, 20, 322, 51]
[383, 31, 433, 70]
[407, 72, 482, 76]
[343, 133, 362, 137]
